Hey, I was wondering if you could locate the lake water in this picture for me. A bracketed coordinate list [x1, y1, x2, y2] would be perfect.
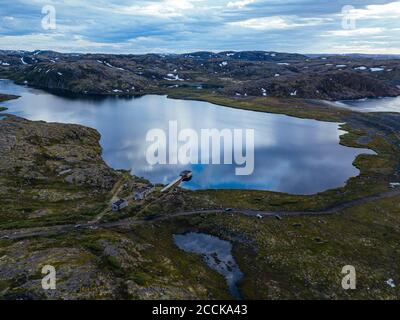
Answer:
[174, 232, 243, 299]
[0, 79, 373, 194]
[338, 96, 400, 113]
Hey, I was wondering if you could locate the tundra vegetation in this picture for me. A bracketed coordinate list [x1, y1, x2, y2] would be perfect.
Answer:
[0, 51, 400, 299]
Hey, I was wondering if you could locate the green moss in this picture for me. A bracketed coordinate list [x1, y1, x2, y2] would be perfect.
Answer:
[129, 272, 154, 286]
[105, 256, 123, 273]
[169, 194, 400, 299]
[166, 90, 349, 122]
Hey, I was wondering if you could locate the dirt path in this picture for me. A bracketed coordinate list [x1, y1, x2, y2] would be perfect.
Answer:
[89, 174, 130, 223]
[1, 188, 400, 241]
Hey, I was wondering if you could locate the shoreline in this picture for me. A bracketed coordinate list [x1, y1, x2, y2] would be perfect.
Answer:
[0, 82, 399, 215]
[1, 82, 399, 301]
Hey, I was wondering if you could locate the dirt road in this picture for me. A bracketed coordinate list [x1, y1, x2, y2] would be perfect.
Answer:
[1, 188, 399, 241]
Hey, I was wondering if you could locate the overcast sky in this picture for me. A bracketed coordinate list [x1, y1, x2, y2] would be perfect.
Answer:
[0, 0, 399, 54]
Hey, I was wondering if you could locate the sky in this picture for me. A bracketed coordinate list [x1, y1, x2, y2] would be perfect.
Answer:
[0, 0, 399, 54]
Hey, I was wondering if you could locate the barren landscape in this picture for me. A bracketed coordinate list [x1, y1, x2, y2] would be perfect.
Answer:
[1, 50, 400, 299]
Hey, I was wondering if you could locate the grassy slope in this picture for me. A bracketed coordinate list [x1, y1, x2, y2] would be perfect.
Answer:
[175, 194, 400, 299]
[0, 223, 231, 299]
[0, 113, 120, 230]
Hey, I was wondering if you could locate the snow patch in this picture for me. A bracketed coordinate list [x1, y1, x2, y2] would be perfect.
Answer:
[370, 67, 385, 72]
[164, 73, 184, 81]
[261, 88, 267, 96]
[386, 279, 396, 288]
[97, 60, 125, 70]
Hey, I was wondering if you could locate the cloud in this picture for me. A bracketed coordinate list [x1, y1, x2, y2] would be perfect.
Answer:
[0, 33, 125, 52]
[0, 0, 398, 54]
[323, 27, 386, 37]
[110, 0, 195, 18]
[227, 0, 256, 9]
[228, 16, 332, 30]
[341, 1, 400, 20]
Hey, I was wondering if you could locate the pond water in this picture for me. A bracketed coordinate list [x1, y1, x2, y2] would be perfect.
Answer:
[174, 232, 243, 299]
[0, 79, 374, 194]
[338, 96, 400, 113]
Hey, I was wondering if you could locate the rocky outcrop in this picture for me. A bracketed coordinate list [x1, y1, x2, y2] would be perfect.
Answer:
[0, 115, 119, 227]
[0, 115, 118, 190]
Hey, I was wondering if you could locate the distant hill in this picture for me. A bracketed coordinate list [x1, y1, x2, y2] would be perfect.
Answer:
[307, 53, 400, 60]
[0, 50, 399, 100]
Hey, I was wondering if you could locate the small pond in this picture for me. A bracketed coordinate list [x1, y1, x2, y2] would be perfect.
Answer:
[174, 232, 243, 299]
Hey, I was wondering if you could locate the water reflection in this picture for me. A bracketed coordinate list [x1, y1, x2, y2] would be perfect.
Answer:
[174, 232, 243, 299]
[0, 80, 374, 194]
[339, 96, 400, 113]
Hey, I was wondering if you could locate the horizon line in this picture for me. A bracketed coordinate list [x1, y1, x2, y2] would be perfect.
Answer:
[1, 49, 400, 56]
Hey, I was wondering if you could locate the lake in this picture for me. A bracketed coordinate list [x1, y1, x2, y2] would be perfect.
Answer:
[0, 79, 373, 194]
[337, 96, 400, 113]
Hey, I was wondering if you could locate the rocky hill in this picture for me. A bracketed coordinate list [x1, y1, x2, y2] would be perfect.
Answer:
[0, 50, 399, 100]
[0, 115, 119, 228]
[0, 114, 231, 299]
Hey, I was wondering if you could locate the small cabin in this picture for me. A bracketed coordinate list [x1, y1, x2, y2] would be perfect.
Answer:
[112, 199, 128, 212]
[180, 170, 193, 182]
[134, 185, 155, 201]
